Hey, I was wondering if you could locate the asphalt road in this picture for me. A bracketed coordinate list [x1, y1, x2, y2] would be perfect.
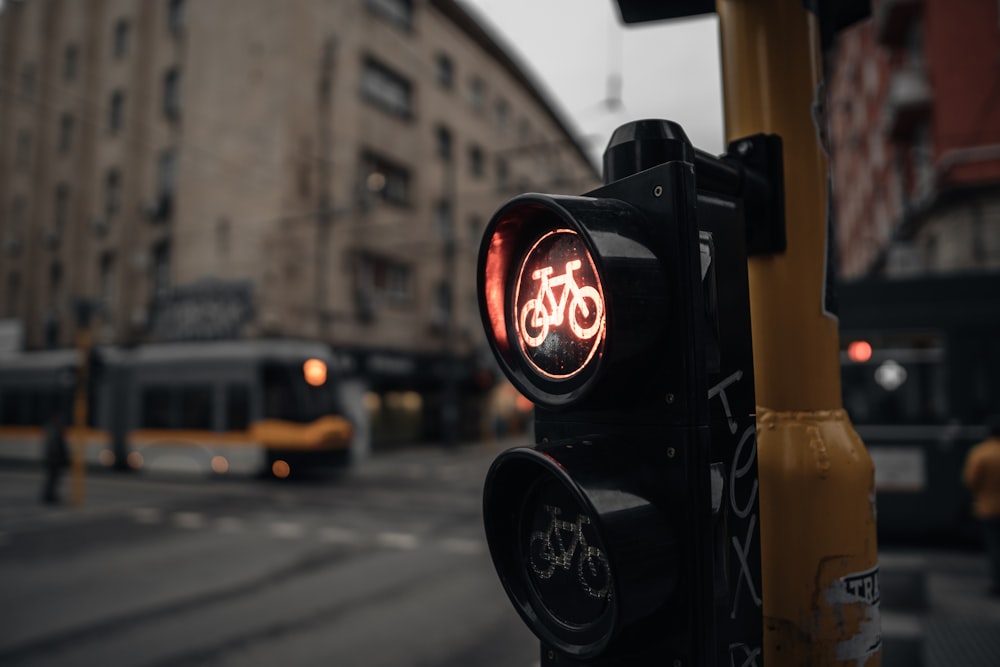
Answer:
[0, 440, 540, 667]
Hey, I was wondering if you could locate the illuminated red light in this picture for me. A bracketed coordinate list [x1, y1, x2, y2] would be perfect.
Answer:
[513, 229, 606, 380]
[303, 358, 327, 386]
[847, 340, 873, 363]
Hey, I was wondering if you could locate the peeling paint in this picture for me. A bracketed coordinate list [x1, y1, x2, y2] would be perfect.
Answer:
[824, 566, 882, 666]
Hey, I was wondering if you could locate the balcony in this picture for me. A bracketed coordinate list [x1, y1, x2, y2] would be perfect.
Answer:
[885, 67, 931, 141]
[875, 0, 922, 47]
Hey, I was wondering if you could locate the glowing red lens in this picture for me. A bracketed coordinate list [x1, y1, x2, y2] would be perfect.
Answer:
[512, 229, 606, 380]
[847, 340, 872, 363]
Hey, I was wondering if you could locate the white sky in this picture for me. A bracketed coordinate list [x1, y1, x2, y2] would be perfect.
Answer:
[460, 0, 726, 168]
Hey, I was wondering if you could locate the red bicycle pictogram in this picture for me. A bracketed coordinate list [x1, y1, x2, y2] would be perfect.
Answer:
[519, 260, 604, 348]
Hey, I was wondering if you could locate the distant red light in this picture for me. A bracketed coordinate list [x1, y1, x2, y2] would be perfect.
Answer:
[847, 340, 873, 363]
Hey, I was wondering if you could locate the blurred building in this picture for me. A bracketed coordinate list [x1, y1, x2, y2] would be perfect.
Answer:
[828, 0, 1000, 278]
[0, 0, 599, 441]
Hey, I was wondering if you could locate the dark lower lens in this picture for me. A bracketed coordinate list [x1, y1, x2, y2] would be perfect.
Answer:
[522, 476, 613, 628]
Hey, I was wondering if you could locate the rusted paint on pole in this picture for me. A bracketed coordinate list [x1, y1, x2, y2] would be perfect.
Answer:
[716, 0, 881, 663]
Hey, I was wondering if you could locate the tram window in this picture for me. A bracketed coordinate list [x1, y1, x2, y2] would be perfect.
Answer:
[224, 384, 250, 431]
[179, 386, 213, 430]
[1, 391, 28, 425]
[263, 363, 298, 421]
[141, 387, 173, 428]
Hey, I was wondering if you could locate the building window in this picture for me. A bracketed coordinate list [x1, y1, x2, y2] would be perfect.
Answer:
[496, 157, 509, 191]
[168, 0, 185, 35]
[357, 254, 412, 304]
[432, 282, 450, 331]
[6, 196, 25, 257]
[58, 114, 74, 154]
[469, 145, 484, 178]
[113, 18, 129, 59]
[436, 125, 452, 161]
[109, 90, 125, 133]
[435, 53, 453, 89]
[360, 151, 410, 206]
[6, 273, 20, 318]
[64, 45, 78, 81]
[20, 63, 35, 98]
[15, 129, 31, 169]
[435, 200, 452, 237]
[467, 77, 484, 113]
[98, 253, 116, 313]
[366, 0, 412, 28]
[518, 118, 532, 144]
[47, 263, 63, 347]
[152, 241, 171, 294]
[10, 195, 26, 234]
[163, 68, 181, 119]
[360, 57, 412, 118]
[158, 150, 176, 197]
[105, 169, 121, 218]
[53, 184, 70, 234]
[494, 98, 509, 130]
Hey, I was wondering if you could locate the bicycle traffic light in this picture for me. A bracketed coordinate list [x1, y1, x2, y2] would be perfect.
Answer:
[479, 120, 782, 665]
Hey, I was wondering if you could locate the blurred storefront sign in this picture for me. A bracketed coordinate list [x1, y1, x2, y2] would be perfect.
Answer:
[150, 279, 253, 342]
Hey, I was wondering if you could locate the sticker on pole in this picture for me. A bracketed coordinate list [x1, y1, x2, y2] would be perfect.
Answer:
[513, 229, 606, 380]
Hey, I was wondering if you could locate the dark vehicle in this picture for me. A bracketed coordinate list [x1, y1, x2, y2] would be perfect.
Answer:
[839, 272, 1000, 543]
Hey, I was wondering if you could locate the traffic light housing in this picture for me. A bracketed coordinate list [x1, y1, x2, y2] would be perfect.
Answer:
[479, 120, 776, 665]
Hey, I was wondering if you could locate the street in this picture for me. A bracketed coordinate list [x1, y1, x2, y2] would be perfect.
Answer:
[3, 438, 1000, 666]
[0, 440, 538, 667]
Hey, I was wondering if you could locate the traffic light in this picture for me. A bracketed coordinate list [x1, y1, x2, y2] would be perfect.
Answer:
[479, 120, 782, 665]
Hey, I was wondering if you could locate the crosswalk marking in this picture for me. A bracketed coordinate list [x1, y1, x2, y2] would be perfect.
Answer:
[172, 511, 206, 529]
[376, 531, 420, 550]
[269, 521, 306, 539]
[215, 516, 245, 533]
[440, 537, 485, 555]
[130, 507, 163, 525]
[317, 526, 362, 544]
[121, 506, 483, 555]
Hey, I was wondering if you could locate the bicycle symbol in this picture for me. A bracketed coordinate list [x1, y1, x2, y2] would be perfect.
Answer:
[519, 260, 604, 348]
[528, 505, 612, 601]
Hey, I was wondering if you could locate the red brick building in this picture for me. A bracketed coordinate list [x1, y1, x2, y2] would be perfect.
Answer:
[829, 0, 1000, 278]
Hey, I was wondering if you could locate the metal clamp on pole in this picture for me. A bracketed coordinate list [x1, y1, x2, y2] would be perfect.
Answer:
[602, 120, 785, 256]
[694, 134, 786, 256]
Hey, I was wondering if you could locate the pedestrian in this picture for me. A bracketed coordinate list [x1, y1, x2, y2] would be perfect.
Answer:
[41, 411, 69, 505]
[963, 415, 1000, 596]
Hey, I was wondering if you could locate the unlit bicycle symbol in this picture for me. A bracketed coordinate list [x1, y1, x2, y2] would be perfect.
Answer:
[528, 505, 612, 601]
[519, 260, 603, 348]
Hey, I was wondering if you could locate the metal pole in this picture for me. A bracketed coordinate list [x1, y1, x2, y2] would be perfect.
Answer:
[716, 0, 881, 663]
[70, 301, 92, 507]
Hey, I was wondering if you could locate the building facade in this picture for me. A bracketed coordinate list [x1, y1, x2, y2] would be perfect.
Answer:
[828, 0, 1000, 279]
[0, 0, 599, 441]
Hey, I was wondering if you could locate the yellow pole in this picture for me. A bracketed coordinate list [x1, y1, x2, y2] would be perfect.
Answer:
[716, 1, 880, 664]
[70, 323, 91, 507]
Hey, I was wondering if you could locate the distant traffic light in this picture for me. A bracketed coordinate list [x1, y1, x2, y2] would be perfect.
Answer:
[479, 120, 782, 665]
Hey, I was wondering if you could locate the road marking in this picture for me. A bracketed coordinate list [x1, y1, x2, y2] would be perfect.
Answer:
[172, 512, 206, 529]
[376, 532, 420, 550]
[215, 517, 245, 533]
[317, 526, 362, 544]
[440, 537, 485, 555]
[130, 507, 164, 525]
[436, 464, 466, 481]
[270, 521, 306, 539]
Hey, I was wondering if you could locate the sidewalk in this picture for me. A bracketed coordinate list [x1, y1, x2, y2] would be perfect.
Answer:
[881, 548, 1000, 666]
